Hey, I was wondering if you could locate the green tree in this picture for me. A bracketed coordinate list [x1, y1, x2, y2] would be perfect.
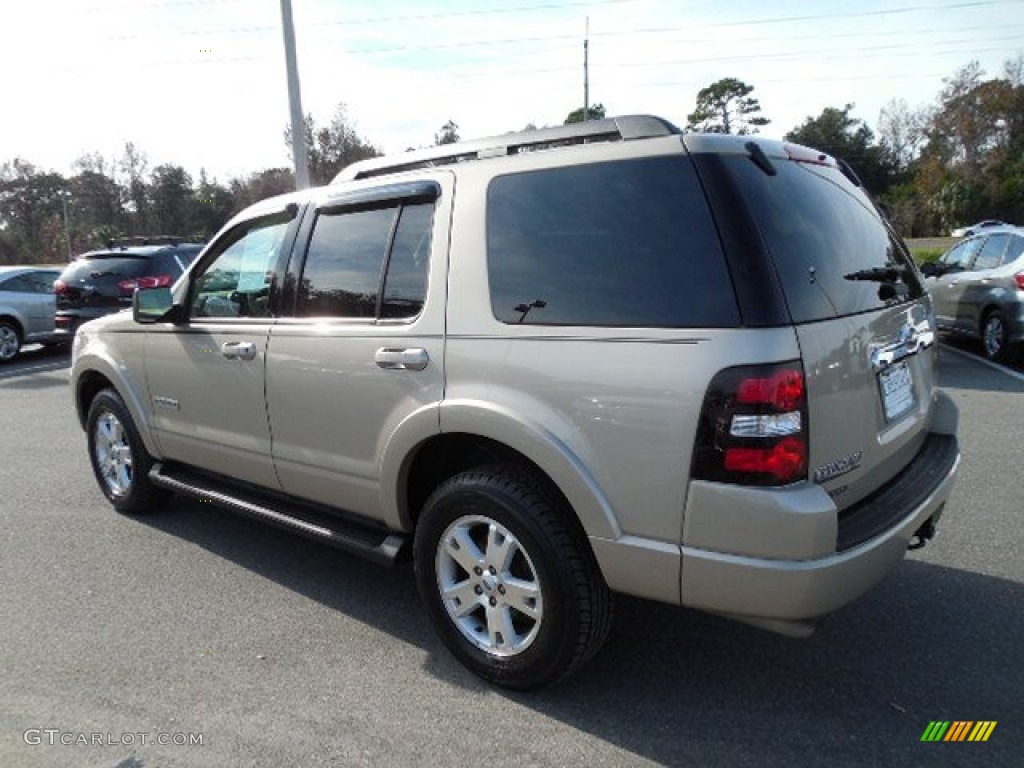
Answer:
[785, 104, 894, 192]
[148, 164, 194, 235]
[193, 169, 235, 240]
[229, 168, 296, 211]
[285, 104, 381, 186]
[0, 159, 67, 263]
[434, 120, 460, 145]
[686, 78, 769, 134]
[565, 103, 606, 124]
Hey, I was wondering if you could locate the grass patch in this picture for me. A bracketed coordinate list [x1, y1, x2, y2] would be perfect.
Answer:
[910, 247, 945, 265]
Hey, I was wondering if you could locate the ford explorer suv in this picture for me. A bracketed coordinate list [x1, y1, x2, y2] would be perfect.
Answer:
[70, 116, 960, 689]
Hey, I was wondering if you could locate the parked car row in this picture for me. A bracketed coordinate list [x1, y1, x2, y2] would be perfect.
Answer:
[0, 239, 202, 362]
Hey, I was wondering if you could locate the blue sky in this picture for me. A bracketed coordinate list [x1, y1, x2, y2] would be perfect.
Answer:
[3, 0, 1022, 182]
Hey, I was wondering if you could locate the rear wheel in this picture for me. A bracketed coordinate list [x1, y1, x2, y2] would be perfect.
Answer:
[86, 389, 170, 514]
[414, 464, 613, 690]
[0, 320, 21, 362]
[981, 310, 1013, 363]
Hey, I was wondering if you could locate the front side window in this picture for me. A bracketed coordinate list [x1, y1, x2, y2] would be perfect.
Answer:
[297, 201, 433, 320]
[942, 239, 982, 272]
[190, 217, 290, 319]
[486, 157, 738, 327]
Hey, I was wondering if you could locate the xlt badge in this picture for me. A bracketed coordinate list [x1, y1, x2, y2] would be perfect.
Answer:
[814, 451, 863, 483]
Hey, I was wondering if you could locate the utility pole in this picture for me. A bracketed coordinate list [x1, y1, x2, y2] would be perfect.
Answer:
[280, 0, 310, 189]
[59, 190, 72, 260]
[583, 17, 590, 121]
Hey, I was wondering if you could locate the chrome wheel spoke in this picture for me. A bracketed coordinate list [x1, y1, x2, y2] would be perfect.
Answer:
[443, 579, 483, 618]
[485, 523, 516, 572]
[502, 577, 542, 620]
[443, 527, 485, 574]
[93, 411, 133, 497]
[485, 603, 518, 650]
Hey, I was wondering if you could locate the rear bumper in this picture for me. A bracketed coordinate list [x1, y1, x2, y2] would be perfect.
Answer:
[680, 430, 959, 622]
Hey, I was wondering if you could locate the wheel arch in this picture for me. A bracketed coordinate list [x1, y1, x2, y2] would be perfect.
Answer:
[73, 362, 162, 457]
[384, 400, 622, 544]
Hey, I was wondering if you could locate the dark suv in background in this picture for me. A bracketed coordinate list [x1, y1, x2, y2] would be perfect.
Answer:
[54, 238, 203, 338]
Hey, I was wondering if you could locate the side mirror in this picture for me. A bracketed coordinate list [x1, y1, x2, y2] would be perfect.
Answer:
[919, 262, 942, 278]
[133, 287, 185, 324]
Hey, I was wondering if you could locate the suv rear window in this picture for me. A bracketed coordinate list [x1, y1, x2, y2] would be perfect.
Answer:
[486, 156, 739, 327]
[718, 156, 923, 323]
[60, 255, 154, 281]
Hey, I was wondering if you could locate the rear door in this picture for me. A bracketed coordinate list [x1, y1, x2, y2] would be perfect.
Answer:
[712, 150, 936, 509]
[265, 176, 450, 520]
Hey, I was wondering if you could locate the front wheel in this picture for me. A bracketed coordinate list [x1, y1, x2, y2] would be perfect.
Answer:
[86, 389, 170, 514]
[414, 465, 613, 690]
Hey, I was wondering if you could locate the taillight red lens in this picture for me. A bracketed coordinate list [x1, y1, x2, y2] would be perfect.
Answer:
[692, 361, 809, 487]
[736, 369, 805, 411]
[53, 279, 69, 295]
[1014, 272, 1024, 290]
[724, 437, 807, 484]
[118, 274, 172, 295]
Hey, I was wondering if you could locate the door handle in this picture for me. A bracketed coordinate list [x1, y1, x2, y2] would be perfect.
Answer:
[375, 347, 429, 371]
[221, 341, 257, 360]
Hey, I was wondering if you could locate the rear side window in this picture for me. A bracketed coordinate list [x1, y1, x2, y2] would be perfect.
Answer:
[297, 201, 433, 320]
[486, 156, 738, 327]
[1005, 234, 1024, 265]
[720, 156, 923, 323]
[972, 233, 1009, 271]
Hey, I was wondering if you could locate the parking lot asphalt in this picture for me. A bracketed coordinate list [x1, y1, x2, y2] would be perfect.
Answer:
[1, 344, 1021, 767]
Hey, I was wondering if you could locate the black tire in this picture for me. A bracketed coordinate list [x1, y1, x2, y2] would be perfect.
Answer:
[86, 388, 170, 514]
[981, 310, 1013, 363]
[414, 464, 613, 690]
[0, 320, 22, 362]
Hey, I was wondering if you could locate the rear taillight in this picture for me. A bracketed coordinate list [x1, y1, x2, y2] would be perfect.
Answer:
[692, 362, 808, 486]
[1015, 272, 1024, 291]
[53, 279, 70, 295]
[117, 274, 173, 296]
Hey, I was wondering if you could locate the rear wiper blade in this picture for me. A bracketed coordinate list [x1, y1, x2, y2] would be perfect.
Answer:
[843, 265, 910, 283]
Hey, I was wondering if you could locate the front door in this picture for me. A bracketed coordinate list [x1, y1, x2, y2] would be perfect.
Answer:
[143, 211, 298, 488]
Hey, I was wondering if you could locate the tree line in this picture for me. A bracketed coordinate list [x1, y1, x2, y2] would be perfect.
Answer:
[2, 57, 1022, 265]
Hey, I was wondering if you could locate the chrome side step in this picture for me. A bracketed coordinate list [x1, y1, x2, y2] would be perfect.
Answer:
[149, 462, 406, 566]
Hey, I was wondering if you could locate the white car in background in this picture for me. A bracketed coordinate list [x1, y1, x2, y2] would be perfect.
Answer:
[951, 219, 1009, 238]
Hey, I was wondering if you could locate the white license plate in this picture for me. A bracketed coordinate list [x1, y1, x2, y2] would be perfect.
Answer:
[879, 361, 915, 421]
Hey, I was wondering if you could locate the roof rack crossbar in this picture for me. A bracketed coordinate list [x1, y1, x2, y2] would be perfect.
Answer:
[333, 114, 680, 182]
[103, 235, 202, 249]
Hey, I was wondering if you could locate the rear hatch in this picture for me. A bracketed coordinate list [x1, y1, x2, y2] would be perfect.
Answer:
[693, 140, 936, 512]
[56, 252, 183, 312]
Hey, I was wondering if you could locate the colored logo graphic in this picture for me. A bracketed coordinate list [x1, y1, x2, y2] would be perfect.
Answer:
[921, 721, 997, 742]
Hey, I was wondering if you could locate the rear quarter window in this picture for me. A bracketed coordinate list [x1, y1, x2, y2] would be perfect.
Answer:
[486, 156, 739, 327]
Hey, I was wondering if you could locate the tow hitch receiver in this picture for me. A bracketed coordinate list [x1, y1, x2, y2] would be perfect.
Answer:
[908, 516, 937, 550]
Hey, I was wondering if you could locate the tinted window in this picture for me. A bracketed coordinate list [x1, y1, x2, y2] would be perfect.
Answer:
[719, 156, 923, 323]
[1005, 234, 1024, 266]
[298, 201, 433, 320]
[60, 255, 152, 282]
[972, 234, 1009, 271]
[1, 275, 33, 292]
[486, 157, 737, 327]
[191, 218, 290, 318]
[381, 203, 432, 319]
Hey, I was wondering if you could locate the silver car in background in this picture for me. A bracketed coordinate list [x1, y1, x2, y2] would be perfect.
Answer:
[0, 266, 63, 362]
[922, 227, 1024, 362]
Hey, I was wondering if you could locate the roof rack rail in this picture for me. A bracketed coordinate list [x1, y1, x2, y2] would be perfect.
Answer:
[332, 114, 681, 182]
[103, 235, 202, 249]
